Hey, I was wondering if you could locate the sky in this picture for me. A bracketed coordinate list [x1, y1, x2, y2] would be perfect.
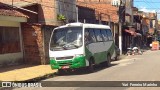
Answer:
[134, 0, 160, 19]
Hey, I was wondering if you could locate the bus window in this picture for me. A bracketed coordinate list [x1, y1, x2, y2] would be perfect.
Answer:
[84, 29, 90, 44]
[94, 29, 103, 42]
[85, 28, 96, 44]
[88, 29, 97, 43]
[106, 29, 113, 40]
[101, 29, 109, 41]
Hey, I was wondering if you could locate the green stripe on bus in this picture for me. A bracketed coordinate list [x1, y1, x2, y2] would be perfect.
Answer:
[50, 55, 86, 69]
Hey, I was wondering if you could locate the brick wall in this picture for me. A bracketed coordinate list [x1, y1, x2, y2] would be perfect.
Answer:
[0, 0, 57, 25]
[38, 0, 57, 25]
[78, 6, 96, 23]
[21, 23, 45, 65]
[19, 5, 38, 23]
[42, 26, 55, 64]
[0, 0, 78, 25]
[0, 0, 20, 2]
[77, 0, 112, 3]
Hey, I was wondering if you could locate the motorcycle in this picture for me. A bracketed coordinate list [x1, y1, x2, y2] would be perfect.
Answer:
[126, 47, 143, 56]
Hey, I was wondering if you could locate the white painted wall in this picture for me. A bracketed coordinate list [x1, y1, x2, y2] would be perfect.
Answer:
[0, 53, 23, 66]
[0, 20, 20, 27]
[111, 0, 120, 6]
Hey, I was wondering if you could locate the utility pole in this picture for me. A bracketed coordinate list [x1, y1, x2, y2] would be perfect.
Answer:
[119, 0, 122, 55]
[119, 0, 125, 55]
[76, 6, 79, 22]
[114, 22, 116, 42]
[119, 21, 122, 55]
[108, 14, 111, 27]
[12, 0, 13, 7]
[99, 12, 101, 24]
[155, 12, 158, 35]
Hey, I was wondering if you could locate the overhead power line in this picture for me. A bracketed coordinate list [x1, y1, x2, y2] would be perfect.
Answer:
[134, 0, 160, 12]
[20, 0, 118, 13]
[134, 1, 160, 3]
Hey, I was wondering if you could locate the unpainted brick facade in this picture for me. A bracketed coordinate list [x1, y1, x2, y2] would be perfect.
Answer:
[21, 23, 45, 64]
[0, 0, 57, 25]
[0, 0, 77, 64]
[76, 0, 112, 3]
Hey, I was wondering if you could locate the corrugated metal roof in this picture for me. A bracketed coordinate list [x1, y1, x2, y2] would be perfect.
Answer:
[0, 2, 28, 18]
[6, 1, 37, 7]
[0, 9, 28, 18]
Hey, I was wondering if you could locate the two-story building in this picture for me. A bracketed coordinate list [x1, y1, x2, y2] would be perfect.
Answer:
[0, 3, 28, 66]
[0, 0, 77, 65]
[77, 0, 119, 46]
[142, 12, 157, 47]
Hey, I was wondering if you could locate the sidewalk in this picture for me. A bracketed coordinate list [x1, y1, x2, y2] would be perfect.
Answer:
[0, 54, 137, 82]
[0, 65, 57, 81]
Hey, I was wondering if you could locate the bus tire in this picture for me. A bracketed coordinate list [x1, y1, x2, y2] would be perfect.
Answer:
[88, 59, 94, 73]
[115, 56, 119, 61]
[106, 54, 111, 67]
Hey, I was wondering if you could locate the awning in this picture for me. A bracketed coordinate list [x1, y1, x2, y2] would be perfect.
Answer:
[125, 29, 142, 36]
[125, 29, 136, 35]
[2, 2, 38, 14]
[125, 13, 131, 16]
[8, 1, 38, 8]
[0, 9, 28, 18]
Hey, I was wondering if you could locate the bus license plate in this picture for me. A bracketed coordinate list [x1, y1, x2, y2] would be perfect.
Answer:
[62, 66, 69, 69]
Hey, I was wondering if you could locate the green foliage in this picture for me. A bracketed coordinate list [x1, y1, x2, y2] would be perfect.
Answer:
[57, 14, 66, 21]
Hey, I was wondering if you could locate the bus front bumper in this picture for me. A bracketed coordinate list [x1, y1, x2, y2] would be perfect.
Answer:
[50, 56, 86, 69]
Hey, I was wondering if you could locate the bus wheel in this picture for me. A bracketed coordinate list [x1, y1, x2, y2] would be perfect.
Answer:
[88, 59, 94, 73]
[115, 56, 119, 61]
[106, 54, 111, 67]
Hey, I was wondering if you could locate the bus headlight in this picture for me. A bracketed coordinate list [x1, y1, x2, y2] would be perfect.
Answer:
[50, 57, 55, 60]
[75, 54, 84, 57]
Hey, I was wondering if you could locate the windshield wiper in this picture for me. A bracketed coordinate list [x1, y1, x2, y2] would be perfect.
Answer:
[72, 44, 80, 48]
[63, 43, 80, 49]
[51, 46, 66, 51]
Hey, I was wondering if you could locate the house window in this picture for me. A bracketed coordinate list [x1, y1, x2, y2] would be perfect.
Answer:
[111, 0, 120, 6]
[116, 1, 119, 6]
[113, 1, 116, 5]
[0, 27, 21, 54]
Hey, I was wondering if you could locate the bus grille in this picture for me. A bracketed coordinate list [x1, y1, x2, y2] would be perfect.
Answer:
[58, 62, 73, 66]
[56, 56, 73, 60]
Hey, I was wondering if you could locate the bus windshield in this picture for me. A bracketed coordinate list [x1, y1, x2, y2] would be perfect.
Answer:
[50, 27, 83, 51]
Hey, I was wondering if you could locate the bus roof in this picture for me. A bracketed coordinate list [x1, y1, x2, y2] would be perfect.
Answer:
[54, 22, 111, 30]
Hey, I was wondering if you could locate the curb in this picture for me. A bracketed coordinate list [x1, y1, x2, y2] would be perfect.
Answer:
[119, 55, 127, 60]
[24, 72, 57, 82]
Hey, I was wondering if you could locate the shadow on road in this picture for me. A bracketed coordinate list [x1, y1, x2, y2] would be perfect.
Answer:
[55, 63, 118, 76]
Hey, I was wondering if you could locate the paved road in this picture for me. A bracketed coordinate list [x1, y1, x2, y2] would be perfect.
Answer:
[12, 50, 160, 90]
